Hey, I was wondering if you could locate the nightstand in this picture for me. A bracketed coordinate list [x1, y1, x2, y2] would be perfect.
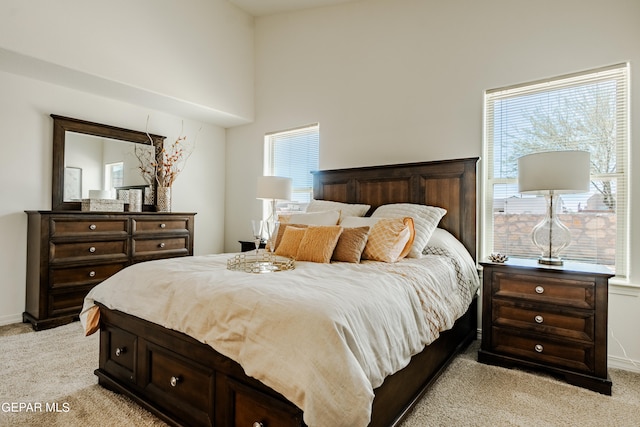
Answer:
[238, 240, 266, 252]
[478, 258, 614, 395]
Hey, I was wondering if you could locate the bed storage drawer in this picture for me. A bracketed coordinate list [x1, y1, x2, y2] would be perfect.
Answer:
[142, 342, 215, 427]
[229, 380, 304, 427]
[100, 325, 137, 384]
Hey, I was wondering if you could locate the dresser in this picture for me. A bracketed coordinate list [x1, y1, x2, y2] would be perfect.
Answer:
[478, 258, 614, 395]
[24, 211, 196, 330]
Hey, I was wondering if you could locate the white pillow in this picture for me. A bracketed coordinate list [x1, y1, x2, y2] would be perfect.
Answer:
[307, 199, 371, 218]
[280, 210, 340, 226]
[372, 203, 446, 258]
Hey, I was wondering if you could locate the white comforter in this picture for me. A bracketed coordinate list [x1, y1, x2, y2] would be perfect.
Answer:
[81, 253, 478, 427]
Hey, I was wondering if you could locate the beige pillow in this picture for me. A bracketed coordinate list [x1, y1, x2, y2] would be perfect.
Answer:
[296, 226, 343, 263]
[372, 203, 446, 258]
[272, 223, 309, 250]
[332, 226, 370, 263]
[362, 217, 414, 263]
[275, 226, 307, 258]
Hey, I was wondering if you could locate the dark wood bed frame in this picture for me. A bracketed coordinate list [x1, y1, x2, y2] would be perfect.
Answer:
[94, 157, 480, 427]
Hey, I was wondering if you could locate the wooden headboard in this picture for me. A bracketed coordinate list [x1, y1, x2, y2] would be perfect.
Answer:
[312, 157, 479, 260]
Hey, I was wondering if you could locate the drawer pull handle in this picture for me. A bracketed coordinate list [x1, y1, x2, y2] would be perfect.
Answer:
[115, 347, 126, 357]
[534, 315, 544, 324]
[159, 242, 166, 248]
[89, 271, 96, 278]
[170, 376, 181, 387]
[89, 224, 97, 230]
[253, 423, 264, 427]
[534, 344, 544, 353]
[89, 246, 96, 253]
[535, 285, 544, 294]
[160, 223, 166, 229]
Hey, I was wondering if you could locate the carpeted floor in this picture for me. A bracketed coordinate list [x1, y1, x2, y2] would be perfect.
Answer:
[1, 322, 639, 426]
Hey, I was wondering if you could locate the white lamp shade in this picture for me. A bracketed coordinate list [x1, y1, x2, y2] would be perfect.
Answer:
[256, 176, 292, 201]
[518, 151, 590, 194]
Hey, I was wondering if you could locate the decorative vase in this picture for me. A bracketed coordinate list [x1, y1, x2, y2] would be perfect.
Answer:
[157, 186, 172, 212]
[128, 189, 143, 212]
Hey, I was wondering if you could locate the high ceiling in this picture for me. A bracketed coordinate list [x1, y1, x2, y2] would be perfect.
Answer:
[228, 0, 360, 16]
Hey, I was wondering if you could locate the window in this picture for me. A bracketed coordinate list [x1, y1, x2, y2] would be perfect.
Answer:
[483, 63, 629, 276]
[105, 162, 124, 192]
[264, 123, 319, 212]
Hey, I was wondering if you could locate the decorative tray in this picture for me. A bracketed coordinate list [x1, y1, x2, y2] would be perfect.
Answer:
[227, 252, 295, 273]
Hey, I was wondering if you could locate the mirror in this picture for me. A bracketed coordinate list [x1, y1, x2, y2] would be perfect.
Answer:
[51, 115, 165, 211]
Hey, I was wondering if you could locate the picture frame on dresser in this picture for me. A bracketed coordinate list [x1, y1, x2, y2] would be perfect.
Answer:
[478, 258, 614, 395]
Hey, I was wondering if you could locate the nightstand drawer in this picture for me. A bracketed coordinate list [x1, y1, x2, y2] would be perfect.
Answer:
[492, 327, 594, 373]
[493, 301, 595, 341]
[492, 271, 595, 309]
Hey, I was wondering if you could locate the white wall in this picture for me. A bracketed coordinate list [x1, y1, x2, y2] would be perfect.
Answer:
[225, 0, 640, 370]
[0, 0, 254, 125]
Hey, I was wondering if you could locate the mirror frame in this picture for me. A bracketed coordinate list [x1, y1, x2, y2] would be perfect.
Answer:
[51, 114, 166, 211]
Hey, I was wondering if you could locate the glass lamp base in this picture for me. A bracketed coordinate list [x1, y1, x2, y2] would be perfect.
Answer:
[538, 256, 564, 266]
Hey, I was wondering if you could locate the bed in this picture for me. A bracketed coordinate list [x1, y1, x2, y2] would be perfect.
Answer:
[81, 157, 479, 427]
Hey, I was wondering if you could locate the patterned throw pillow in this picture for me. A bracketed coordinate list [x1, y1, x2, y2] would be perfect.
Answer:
[372, 203, 446, 258]
[331, 226, 370, 263]
[296, 226, 343, 263]
[362, 217, 414, 263]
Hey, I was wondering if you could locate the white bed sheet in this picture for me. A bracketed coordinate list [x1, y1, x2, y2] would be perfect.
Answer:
[81, 251, 479, 427]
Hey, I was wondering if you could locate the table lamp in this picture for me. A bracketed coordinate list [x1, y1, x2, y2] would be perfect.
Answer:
[517, 150, 590, 265]
[257, 176, 292, 222]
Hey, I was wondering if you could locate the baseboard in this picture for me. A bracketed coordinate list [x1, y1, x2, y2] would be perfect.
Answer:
[0, 313, 24, 326]
[608, 355, 640, 373]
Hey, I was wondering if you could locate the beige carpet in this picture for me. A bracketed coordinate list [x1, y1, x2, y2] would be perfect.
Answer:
[1, 322, 639, 427]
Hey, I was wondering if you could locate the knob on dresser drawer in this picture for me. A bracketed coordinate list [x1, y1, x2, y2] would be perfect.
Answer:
[253, 422, 264, 427]
[89, 246, 96, 253]
[534, 315, 544, 324]
[160, 223, 166, 229]
[89, 271, 96, 278]
[534, 344, 544, 353]
[115, 347, 126, 357]
[535, 285, 545, 294]
[170, 376, 181, 387]
[159, 242, 166, 248]
[89, 224, 97, 230]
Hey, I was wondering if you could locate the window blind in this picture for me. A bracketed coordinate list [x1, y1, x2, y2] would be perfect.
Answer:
[484, 63, 628, 276]
[264, 123, 319, 205]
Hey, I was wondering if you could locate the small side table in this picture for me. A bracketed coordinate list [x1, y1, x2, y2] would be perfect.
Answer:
[239, 240, 266, 252]
[478, 257, 614, 394]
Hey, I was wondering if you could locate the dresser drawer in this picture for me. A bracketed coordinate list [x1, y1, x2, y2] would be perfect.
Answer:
[101, 325, 137, 384]
[48, 285, 92, 316]
[143, 343, 214, 427]
[132, 237, 189, 259]
[132, 217, 190, 234]
[493, 300, 595, 342]
[50, 262, 127, 289]
[492, 271, 595, 309]
[491, 327, 594, 373]
[50, 240, 128, 263]
[51, 218, 128, 237]
[230, 380, 304, 427]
